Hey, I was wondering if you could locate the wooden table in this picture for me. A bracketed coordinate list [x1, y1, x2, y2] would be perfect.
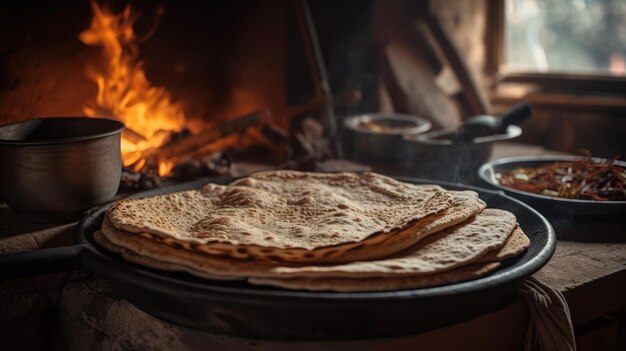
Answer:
[1, 142, 624, 350]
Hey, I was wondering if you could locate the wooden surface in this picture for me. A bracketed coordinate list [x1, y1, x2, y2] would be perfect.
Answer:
[3, 231, 622, 350]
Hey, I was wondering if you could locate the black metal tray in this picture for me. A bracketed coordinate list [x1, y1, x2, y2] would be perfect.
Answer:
[0, 177, 555, 340]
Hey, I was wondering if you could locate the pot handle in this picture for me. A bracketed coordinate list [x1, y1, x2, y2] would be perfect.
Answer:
[0, 245, 84, 280]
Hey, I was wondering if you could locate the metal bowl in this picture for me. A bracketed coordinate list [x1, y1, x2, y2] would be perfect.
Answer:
[478, 155, 626, 217]
[343, 113, 431, 163]
[0, 117, 124, 222]
[402, 125, 522, 182]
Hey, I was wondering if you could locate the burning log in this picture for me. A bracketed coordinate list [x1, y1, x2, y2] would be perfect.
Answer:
[121, 127, 148, 144]
[156, 109, 269, 159]
[130, 109, 270, 174]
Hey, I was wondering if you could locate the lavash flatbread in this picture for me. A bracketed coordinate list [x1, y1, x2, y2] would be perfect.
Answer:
[247, 226, 530, 292]
[94, 231, 239, 281]
[96, 171, 527, 292]
[111, 190, 485, 264]
[95, 230, 500, 290]
[265, 208, 517, 278]
[105, 171, 457, 263]
[94, 225, 530, 292]
[97, 208, 517, 280]
[99, 222, 283, 278]
[107, 171, 448, 249]
[102, 189, 483, 265]
[95, 230, 505, 292]
[340, 190, 485, 262]
[247, 263, 502, 292]
[477, 225, 529, 262]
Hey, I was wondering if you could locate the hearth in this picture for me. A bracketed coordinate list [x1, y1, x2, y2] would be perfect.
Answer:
[1, 0, 375, 186]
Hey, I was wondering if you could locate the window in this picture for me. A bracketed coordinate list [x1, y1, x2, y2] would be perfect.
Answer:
[504, 0, 626, 76]
[486, 0, 626, 98]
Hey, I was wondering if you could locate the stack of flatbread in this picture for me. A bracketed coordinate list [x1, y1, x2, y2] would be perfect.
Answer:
[95, 171, 530, 292]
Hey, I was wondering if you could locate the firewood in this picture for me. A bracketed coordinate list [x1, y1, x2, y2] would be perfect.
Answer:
[131, 109, 270, 172]
[154, 109, 269, 159]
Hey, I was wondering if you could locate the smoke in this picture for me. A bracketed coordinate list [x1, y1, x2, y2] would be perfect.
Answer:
[402, 130, 489, 183]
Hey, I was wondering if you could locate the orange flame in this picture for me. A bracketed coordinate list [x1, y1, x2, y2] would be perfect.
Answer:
[80, 2, 185, 176]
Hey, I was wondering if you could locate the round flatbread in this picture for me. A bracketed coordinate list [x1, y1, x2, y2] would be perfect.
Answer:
[95, 230, 503, 292]
[105, 171, 455, 263]
[265, 208, 517, 278]
[102, 189, 483, 264]
[248, 263, 502, 292]
[477, 225, 529, 262]
[97, 208, 517, 280]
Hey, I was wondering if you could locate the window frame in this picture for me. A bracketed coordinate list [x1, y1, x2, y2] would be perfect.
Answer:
[485, 0, 626, 97]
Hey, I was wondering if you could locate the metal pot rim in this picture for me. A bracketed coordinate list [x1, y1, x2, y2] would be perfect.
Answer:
[344, 113, 431, 135]
[0, 117, 125, 146]
[404, 125, 522, 145]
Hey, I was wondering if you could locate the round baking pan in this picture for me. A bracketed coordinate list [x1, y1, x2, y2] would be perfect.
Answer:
[0, 177, 555, 340]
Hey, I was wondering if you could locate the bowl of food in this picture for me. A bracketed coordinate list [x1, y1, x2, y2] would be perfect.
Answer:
[343, 113, 431, 163]
[478, 155, 626, 216]
[402, 125, 522, 182]
[0, 117, 124, 221]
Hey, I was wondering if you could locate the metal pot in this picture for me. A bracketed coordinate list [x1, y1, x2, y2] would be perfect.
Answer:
[0, 117, 124, 222]
[343, 113, 431, 163]
[402, 125, 522, 182]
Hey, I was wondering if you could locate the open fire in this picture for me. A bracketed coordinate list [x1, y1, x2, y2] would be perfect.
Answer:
[79, 2, 188, 176]
[0, 0, 363, 183]
[76, 2, 305, 180]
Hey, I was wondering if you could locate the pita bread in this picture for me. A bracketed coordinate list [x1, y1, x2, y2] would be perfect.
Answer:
[105, 171, 456, 263]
